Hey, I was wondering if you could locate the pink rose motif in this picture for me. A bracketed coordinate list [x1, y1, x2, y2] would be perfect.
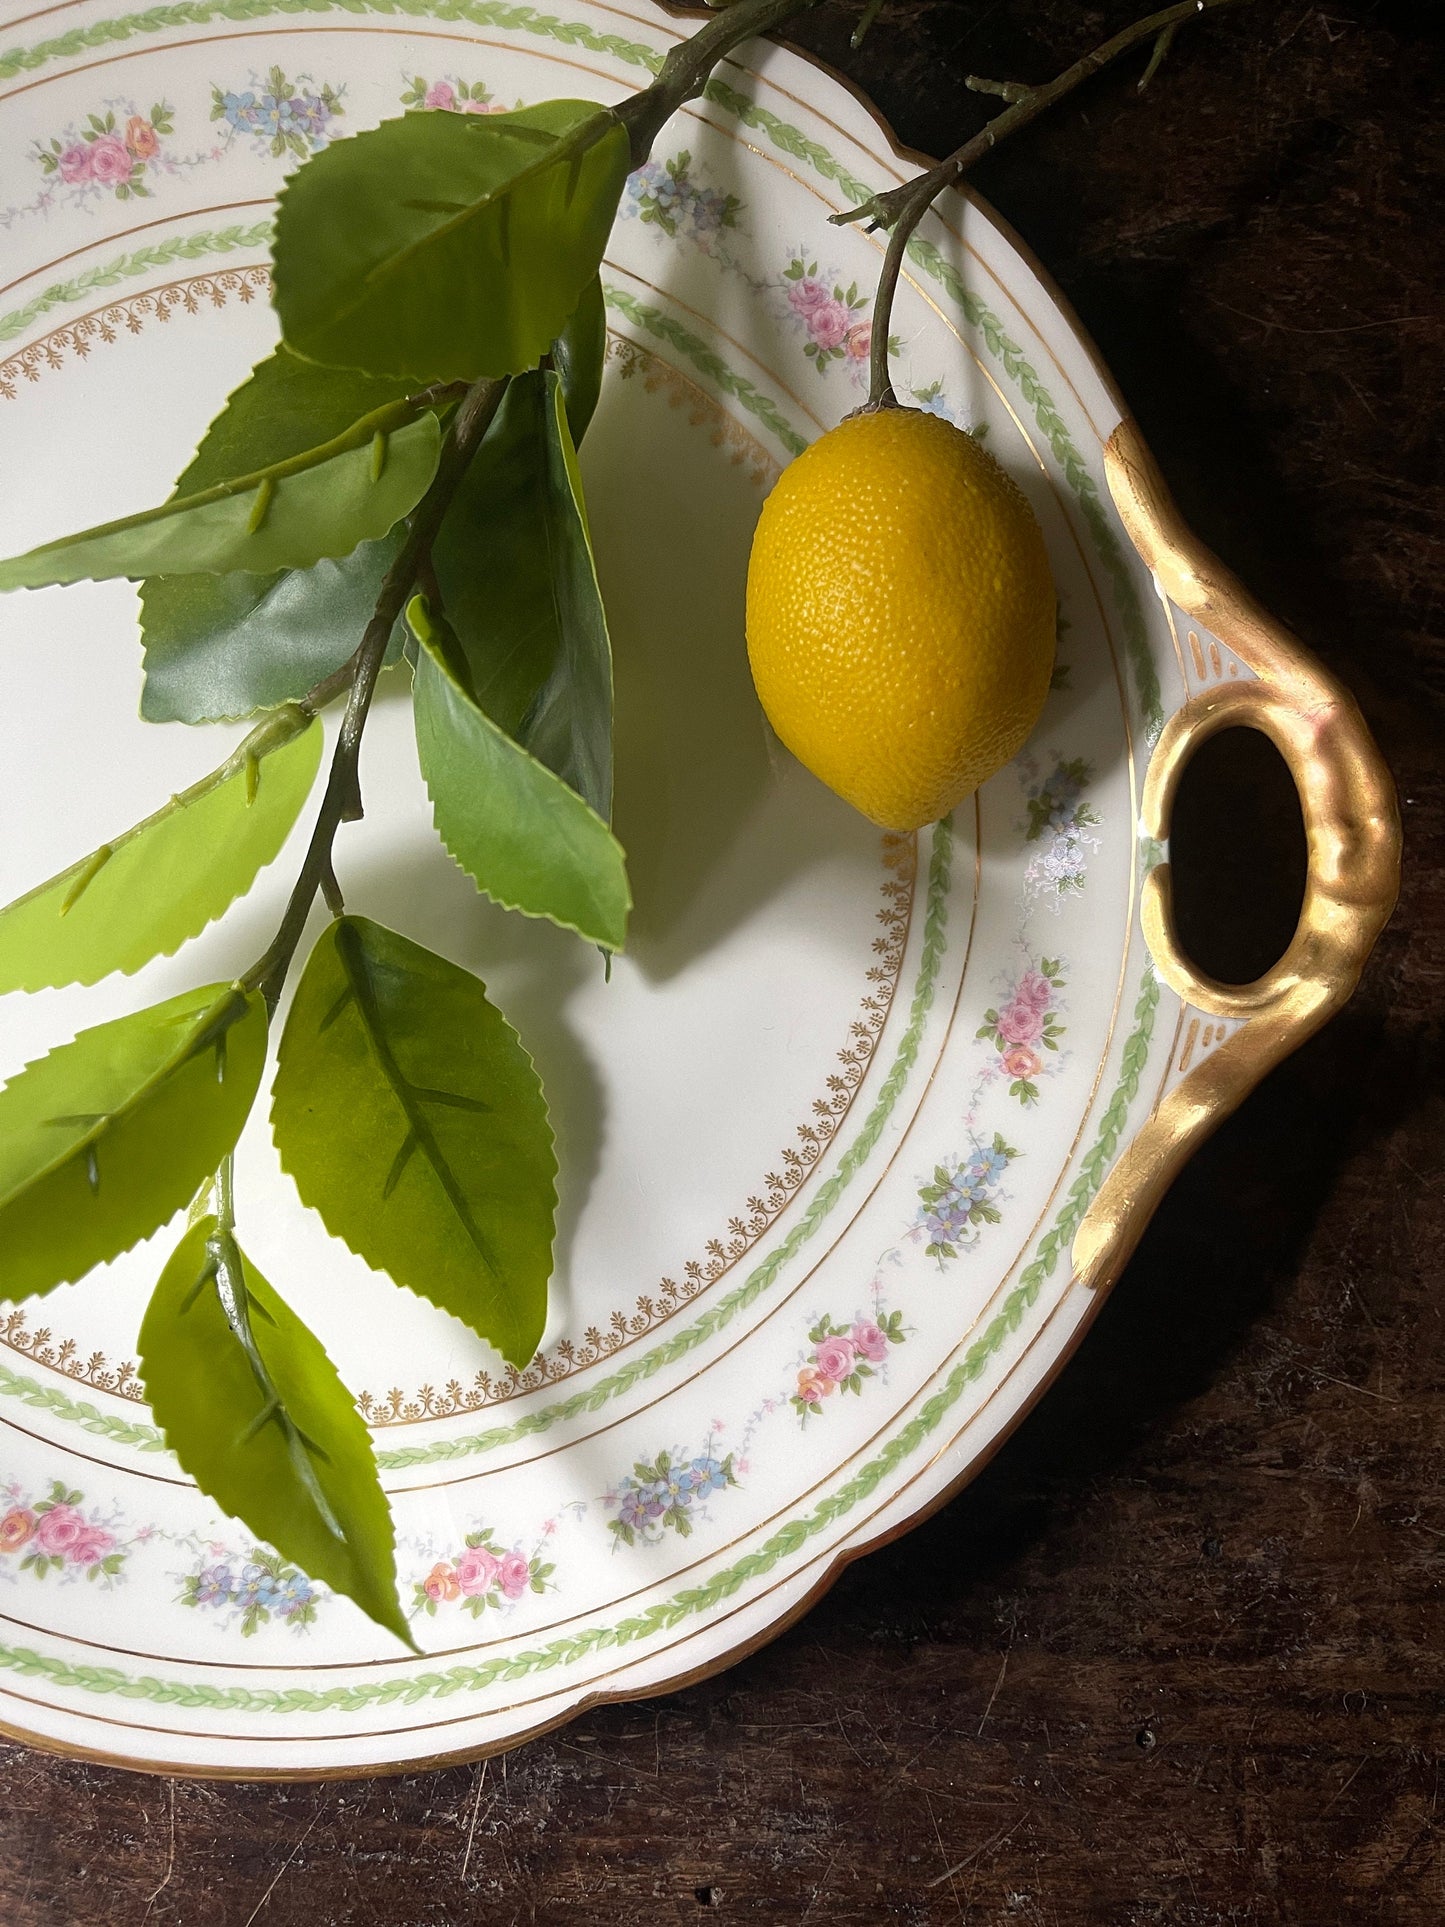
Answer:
[786, 276, 830, 316]
[844, 321, 872, 362]
[423, 1560, 460, 1602]
[796, 1365, 830, 1404]
[996, 999, 1044, 1047]
[423, 80, 457, 110]
[1017, 969, 1054, 1012]
[125, 116, 159, 159]
[497, 1551, 531, 1600]
[456, 1546, 500, 1595]
[462, 99, 506, 113]
[58, 142, 93, 184]
[851, 1318, 889, 1364]
[67, 1525, 116, 1567]
[809, 301, 851, 351]
[1002, 1045, 1042, 1079]
[814, 1335, 857, 1382]
[0, 1508, 36, 1553]
[87, 135, 133, 187]
[35, 1505, 85, 1555]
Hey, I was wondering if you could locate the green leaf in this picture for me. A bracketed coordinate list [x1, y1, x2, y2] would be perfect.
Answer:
[137, 309, 585, 725]
[411, 596, 629, 950]
[272, 917, 556, 1367]
[136, 335, 435, 721]
[139, 533, 407, 725]
[0, 706, 321, 992]
[0, 348, 441, 590]
[0, 425, 438, 590]
[179, 345, 427, 493]
[140, 1214, 413, 1648]
[272, 102, 631, 382]
[553, 274, 606, 445]
[431, 368, 613, 821]
[0, 985, 267, 1303]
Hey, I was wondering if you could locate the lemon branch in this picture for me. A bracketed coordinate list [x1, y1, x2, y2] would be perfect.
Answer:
[833, 0, 1250, 406]
[243, 375, 508, 1013]
[617, 0, 829, 167]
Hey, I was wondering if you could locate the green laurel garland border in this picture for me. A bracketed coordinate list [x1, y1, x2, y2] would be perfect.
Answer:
[0, 223, 274, 342]
[0, 1364, 170, 1453]
[602, 285, 807, 458]
[0, 0, 664, 83]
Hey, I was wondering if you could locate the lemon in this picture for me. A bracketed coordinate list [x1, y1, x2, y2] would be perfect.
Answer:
[745, 407, 1055, 831]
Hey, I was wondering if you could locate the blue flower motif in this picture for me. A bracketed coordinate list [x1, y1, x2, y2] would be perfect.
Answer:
[276, 1572, 315, 1617]
[685, 1456, 728, 1496]
[623, 160, 663, 204]
[969, 1146, 1009, 1182]
[617, 1482, 665, 1532]
[925, 1196, 976, 1244]
[220, 91, 261, 132]
[693, 189, 733, 234]
[290, 96, 330, 139]
[236, 1561, 280, 1610]
[1029, 766, 1085, 833]
[194, 1564, 233, 1606]
[653, 1462, 694, 1508]
[217, 74, 336, 147]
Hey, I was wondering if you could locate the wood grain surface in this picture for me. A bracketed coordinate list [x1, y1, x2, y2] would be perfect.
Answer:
[1, 2, 1440, 1919]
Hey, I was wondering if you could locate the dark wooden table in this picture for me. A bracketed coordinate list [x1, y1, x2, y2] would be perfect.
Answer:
[2, 2, 1440, 1919]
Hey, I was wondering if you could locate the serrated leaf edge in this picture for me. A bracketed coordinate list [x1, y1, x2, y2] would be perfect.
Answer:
[411, 615, 630, 952]
[0, 708, 321, 992]
[274, 104, 628, 383]
[0, 410, 439, 589]
[0, 985, 261, 1210]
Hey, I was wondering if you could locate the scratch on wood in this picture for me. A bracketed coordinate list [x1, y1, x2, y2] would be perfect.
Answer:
[798, 1842, 844, 1926]
[460, 1762, 489, 1886]
[927, 1818, 1024, 1892]
[978, 1648, 1011, 1737]
[1311, 1369, 1400, 1404]
[1322, 1756, 1370, 1814]
[922, 1792, 962, 1916]
[141, 1782, 176, 1922]
[242, 1811, 320, 1927]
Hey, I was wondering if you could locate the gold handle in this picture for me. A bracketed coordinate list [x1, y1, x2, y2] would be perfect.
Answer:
[1072, 419, 1400, 1291]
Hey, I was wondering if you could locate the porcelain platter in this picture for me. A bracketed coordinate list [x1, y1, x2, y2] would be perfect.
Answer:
[0, 0, 1233, 1775]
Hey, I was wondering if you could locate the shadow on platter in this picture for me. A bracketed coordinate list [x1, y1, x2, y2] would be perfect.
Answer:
[585, 363, 883, 985]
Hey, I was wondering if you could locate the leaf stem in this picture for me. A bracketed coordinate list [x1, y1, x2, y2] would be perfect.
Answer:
[206, 1155, 342, 1538]
[243, 376, 508, 1013]
[850, 0, 887, 52]
[830, 0, 1248, 406]
[616, 0, 829, 167]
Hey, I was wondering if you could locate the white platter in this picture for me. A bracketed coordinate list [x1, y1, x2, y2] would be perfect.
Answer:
[0, 0, 1397, 1775]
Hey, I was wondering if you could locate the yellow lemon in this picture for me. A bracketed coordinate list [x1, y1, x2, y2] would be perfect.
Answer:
[745, 407, 1055, 831]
